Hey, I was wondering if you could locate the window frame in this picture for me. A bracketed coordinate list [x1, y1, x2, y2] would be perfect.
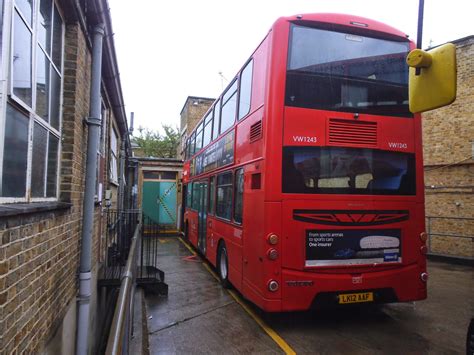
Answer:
[0, 0, 65, 203]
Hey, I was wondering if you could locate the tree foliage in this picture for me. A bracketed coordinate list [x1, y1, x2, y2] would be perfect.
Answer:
[132, 125, 179, 158]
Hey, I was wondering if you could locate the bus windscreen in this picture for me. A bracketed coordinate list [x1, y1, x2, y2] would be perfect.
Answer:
[286, 24, 412, 117]
[282, 147, 416, 195]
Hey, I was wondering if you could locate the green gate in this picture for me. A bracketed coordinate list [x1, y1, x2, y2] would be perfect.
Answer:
[141, 171, 177, 230]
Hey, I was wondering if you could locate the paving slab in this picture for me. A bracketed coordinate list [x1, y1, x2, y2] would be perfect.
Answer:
[145, 237, 473, 354]
[145, 238, 281, 354]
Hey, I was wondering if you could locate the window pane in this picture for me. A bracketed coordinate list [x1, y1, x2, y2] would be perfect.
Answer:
[31, 123, 48, 197]
[38, 0, 52, 53]
[212, 100, 220, 140]
[143, 171, 160, 179]
[52, 6, 62, 69]
[160, 171, 177, 180]
[13, 11, 32, 106]
[50, 68, 61, 129]
[186, 183, 193, 208]
[234, 169, 244, 223]
[36, 46, 49, 120]
[46, 133, 58, 197]
[203, 121, 212, 147]
[286, 25, 411, 118]
[190, 132, 196, 156]
[1, 105, 29, 197]
[110, 155, 118, 182]
[195, 124, 203, 152]
[238, 60, 253, 120]
[216, 173, 232, 220]
[223, 80, 238, 103]
[192, 182, 200, 210]
[185, 138, 191, 160]
[208, 176, 215, 214]
[15, 0, 32, 25]
[111, 129, 118, 154]
[220, 92, 237, 133]
[282, 147, 416, 195]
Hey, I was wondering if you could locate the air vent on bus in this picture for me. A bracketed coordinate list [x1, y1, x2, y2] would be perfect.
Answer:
[328, 118, 377, 147]
[250, 120, 262, 142]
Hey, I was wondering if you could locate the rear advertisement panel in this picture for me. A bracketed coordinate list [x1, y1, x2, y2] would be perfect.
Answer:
[305, 229, 401, 266]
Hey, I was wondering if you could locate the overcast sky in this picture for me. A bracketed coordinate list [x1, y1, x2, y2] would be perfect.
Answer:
[107, 0, 473, 134]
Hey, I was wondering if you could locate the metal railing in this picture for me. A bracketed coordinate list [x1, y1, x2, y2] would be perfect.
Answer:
[426, 216, 474, 260]
[102, 210, 140, 283]
[105, 218, 141, 355]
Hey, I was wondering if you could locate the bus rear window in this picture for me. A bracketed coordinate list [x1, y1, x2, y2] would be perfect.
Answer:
[286, 24, 412, 118]
[282, 147, 415, 195]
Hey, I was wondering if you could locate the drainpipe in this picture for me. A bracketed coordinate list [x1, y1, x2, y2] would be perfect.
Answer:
[76, 24, 105, 355]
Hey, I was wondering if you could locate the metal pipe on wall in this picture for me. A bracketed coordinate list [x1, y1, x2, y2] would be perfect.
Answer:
[76, 24, 105, 355]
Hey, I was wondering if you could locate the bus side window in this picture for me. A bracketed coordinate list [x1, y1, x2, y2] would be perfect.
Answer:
[220, 80, 238, 134]
[192, 182, 200, 211]
[190, 132, 196, 156]
[186, 182, 193, 209]
[209, 176, 215, 215]
[234, 169, 244, 224]
[195, 122, 203, 153]
[212, 99, 221, 141]
[216, 172, 233, 220]
[203, 112, 212, 148]
[185, 138, 189, 160]
[238, 59, 253, 120]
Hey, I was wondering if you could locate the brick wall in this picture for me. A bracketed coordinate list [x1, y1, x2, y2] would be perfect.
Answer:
[422, 36, 474, 258]
[0, 210, 79, 353]
[0, 22, 107, 353]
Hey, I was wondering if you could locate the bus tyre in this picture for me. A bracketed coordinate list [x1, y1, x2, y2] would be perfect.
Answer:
[217, 243, 231, 289]
[467, 318, 474, 355]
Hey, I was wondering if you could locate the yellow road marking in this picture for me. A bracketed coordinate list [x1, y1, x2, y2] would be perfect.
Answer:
[178, 237, 197, 256]
[178, 237, 296, 355]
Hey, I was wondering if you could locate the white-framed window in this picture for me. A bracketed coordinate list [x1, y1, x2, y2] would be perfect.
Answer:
[0, 0, 64, 202]
[95, 103, 107, 201]
[109, 126, 118, 184]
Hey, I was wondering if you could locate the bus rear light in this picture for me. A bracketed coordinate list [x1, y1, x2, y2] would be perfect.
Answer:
[420, 272, 429, 282]
[267, 234, 278, 245]
[268, 280, 279, 292]
[420, 232, 428, 242]
[267, 248, 278, 260]
[420, 245, 428, 255]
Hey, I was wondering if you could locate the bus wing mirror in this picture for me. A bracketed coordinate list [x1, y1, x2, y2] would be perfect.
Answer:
[407, 43, 457, 113]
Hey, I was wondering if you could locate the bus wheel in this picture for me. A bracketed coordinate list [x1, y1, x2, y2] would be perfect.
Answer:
[467, 318, 474, 355]
[217, 242, 231, 289]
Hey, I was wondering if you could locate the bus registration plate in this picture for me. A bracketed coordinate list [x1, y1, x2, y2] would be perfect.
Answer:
[338, 292, 373, 304]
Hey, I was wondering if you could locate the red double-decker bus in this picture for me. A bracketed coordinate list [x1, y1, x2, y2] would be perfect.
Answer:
[182, 13, 428, 312]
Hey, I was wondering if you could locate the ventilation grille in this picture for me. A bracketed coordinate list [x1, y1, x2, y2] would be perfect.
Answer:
[250, 120, 262, 142]
[329, 119, 377, 147]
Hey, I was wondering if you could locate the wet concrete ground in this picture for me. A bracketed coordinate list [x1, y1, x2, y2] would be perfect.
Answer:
[145, 237, 473, 354]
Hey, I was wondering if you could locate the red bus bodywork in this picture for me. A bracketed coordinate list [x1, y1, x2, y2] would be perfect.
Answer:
[183, 13, 427, 312]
